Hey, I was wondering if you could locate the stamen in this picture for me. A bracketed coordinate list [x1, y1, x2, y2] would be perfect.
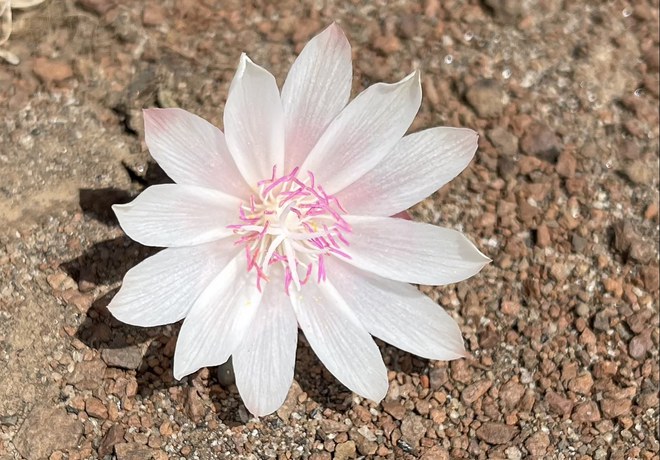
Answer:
[228, 166, 351, 294]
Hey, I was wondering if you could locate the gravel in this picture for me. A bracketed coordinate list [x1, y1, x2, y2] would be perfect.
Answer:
[0, 0, 658, 459]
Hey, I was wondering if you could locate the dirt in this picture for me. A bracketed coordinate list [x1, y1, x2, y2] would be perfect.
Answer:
[0, 0, 658, 459]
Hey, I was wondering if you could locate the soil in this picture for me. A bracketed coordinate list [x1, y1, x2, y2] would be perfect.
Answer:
[0, 0, 658, 459]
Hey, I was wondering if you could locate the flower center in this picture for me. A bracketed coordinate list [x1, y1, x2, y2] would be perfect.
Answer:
[228, 167, 351, 293]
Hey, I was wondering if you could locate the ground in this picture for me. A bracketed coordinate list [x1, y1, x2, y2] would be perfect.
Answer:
[0, 0, 658, 459]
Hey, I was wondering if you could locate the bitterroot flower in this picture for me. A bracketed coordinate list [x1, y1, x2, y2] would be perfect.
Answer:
[110, 23, 489, 416]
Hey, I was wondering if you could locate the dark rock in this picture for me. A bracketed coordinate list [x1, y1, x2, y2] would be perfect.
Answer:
[99, 424, 125, 457]
[77, 0, 116, 15]
[520, 123, 562, 162]
[101, 346, 144, 370]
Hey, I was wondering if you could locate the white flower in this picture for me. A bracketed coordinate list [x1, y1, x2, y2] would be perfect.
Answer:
[109, 24, 489, 416]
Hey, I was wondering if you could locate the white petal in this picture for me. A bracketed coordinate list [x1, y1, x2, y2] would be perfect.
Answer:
[290, 280, 388, 402]
[173, 254, 262, 380]
[108, 239, 241, 327]
[301, 71, 422, 194]
[233, 271, 298, 416]
[224, 54, 285, 187]
[343, 216, 490, 285]
[337, 127, 478, 216]
[143, 108, 252, 198]
[326, 258, 467, 360]
[281, 23, 352, 170]
[113, 184, 241, 247]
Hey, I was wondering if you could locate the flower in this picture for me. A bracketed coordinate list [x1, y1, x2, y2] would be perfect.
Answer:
[110, 23, 489, 416]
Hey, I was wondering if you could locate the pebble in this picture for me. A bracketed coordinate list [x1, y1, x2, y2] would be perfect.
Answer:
[334, 440, 357, 460]
[400, 414, 426, 446]
[500, 380, 525, 409]
[461, 380, 492, 404]
[114, 442, 156, 460]
[142, 4, 166, 26]
[623, 160, 654, 185]
[101, 346, 144, 370]
[69, 359, 106, 390]
[421, 445, 450, 460]
[629, 332, 652, 360]
[487, 127, 519, 156]
[572, 401, 601, 423]
[85, 396, 108, 419]
[535, 224, 551, 248]
[382, 401, 406, 420]
[568, 373, 594, 395]
[525, 431, 550, 456]
[545, 391, 573, 416]
[520, 123, 562, 162]
[32, 58, 74, 85]
[98, 425, 125, 457]
[465, 79, 508, 118]
[600, 398, 632, 419]
[184, 388, 205, 424]
[476, 422, 518, 444]
[555, 151, 577, 178]
[13, 406, 83, 460]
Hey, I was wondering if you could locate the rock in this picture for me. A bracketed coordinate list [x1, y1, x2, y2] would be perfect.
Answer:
[484, 0, 526, 21]
[520, 123, 561, 162]
[353, 428, 378, 456]
[568, 372, 594, 395]
[77, 0, 115, 15]
[525, 431, 550, 456]
[114, 442, 156, 460]
[318, 419, 350, 436]
[465, 79, 508, 118]
[400, 414, 426, 446]
[556, 151, 577, 178]
[638, 391, 659, 409]
[498, 156, 518, 180]
[600, 398, 632, 419]
[545, 391, 573, 416]
[382, 401, 406, 420]
[276, 381, 302, 421]
[475, 422, 518, 444]
[142, 3, 166, 26]
[98, 424, 125, 457]
[629, 332, 652, 360]
[32, 58, 74, 85]
[429, 367, 448, 390]
[572, 401, 601, 423]
[216, 358, 235, 386]
[184, 388, 205, 424]
[334, 440, 357, 460]
[421, 445, 450, 460]
[461, 380, 492, 404]
[69, 359, 106, 390]
[85, 396, 108, 419]
[450, 360, 472, 384]
[14, 406, 83, 460]
[500, 380, 525, 409]
[571, 234, 588, 253]
[535, 224, 551, 248]
[623, 160, 653, 185]
[101, 346, 144, 370]
[487, 127, 519, 156]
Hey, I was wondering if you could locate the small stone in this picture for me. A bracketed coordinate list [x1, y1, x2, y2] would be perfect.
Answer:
[498, 157, 519, 180]
[520, 122, 561, 162]
[545, 390, 573, 416]
[465, 79, 508, 118]
[487, 127, 519, 156]
[429, 367, 448, 390]
[33, 58, 74, 85]
[623, 160, 653, 185]
[500, 380, 525, 409]
[535, 224, 551, 248]
[421, 445, 450, 460]
[461, 380, 492, 404]
[334, 440, 357, 460]
[525, 431, 550, 456]
[353, 429, 378, 456]
[400, 414, 426, 447]
[572, 401, 601, 423]
[276, 381, 302, 421]
[568, 372, 594, 395]
[484, 0, 526, 21]
[69, 359, 106, 390]
[98, 425, 125, 457]
[571, 234, 588, 253]
[637, 391, 659, 409]
[556, 151, 577, 177]
[184, 388, 205, 424]
[77, 0, 115, 15]
[318, 419, 350, 435]
[382, 401, 407, 420]
[629, 332, 652, 360]
[216, 358, 235, 386]
[14, 406, 83, 460]
[450, 360, 472, 384]
[142, 3, 166, 26]
[600, 398, 632, 419]
[114, 442, 155, 460]
[85, 397, 108, 419]
[101, 346, 144, 370]
[475, 422, 518, 444]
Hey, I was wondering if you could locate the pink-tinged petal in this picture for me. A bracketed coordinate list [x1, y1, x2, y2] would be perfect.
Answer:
[112, 184, 241, 247]
[326, 258, 467, 360]
[301, 71, 422, 195]
[143, 108, 252, 198]
[343, 216, 490, 285]
[173, 254, 263, 380]
[233, 270, 298, 416]
[290, 280, 388, 402]
[108, 239, 241, 327]
[224, 54, 285, 188]
[337, 128, 478, 216]
[281, 23, 352, 171]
